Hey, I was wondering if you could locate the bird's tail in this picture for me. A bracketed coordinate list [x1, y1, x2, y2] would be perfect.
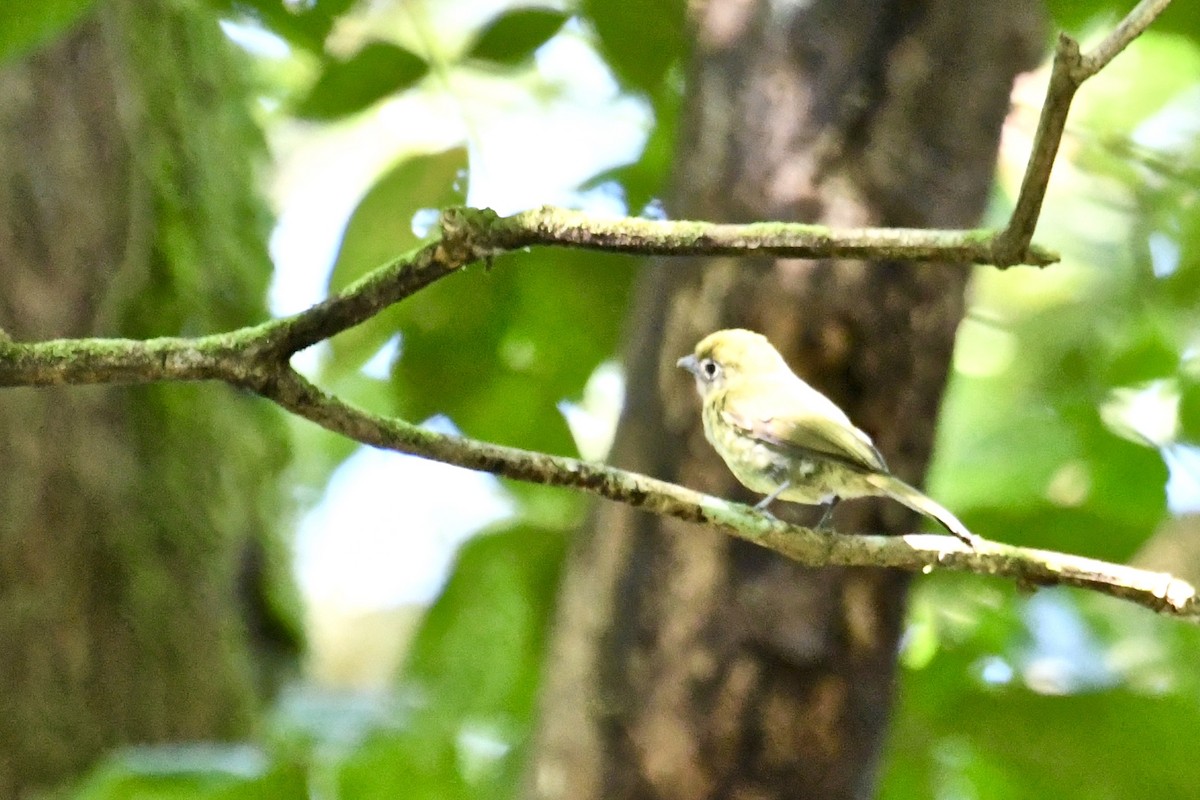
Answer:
[866, 474, 981, 548]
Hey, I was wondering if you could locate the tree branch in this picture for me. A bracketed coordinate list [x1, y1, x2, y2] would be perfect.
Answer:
[1079, 0, 1174, 78]
[996, 0, 1174, 258]
[0, 322, 1195, 619]
[0, 201, 1056, 389]
[256, 367, 1198, 620]
[264, 205, 1057, 358]
[485, 206, 1058, 267]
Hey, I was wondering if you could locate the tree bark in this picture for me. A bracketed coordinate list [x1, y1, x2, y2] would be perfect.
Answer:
[529, 2, 1043, 798]
[0, 1, 289, 795]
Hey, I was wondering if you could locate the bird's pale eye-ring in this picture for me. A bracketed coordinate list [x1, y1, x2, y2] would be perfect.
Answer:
[699, 358, 721, 381]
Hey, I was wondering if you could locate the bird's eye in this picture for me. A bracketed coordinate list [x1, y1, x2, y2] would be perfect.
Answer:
[700, 359, 720, 380]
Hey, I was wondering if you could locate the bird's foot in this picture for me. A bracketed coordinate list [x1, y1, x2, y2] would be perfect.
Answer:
[752, 497, 780, 521]
[754, 480, 791, 512]
[815, 497, 840, 531]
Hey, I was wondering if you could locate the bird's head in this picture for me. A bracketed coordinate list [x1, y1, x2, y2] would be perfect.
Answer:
[677, 328, 788, 399]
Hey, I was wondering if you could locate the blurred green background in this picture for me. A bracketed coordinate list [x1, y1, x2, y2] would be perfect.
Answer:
[2, 0, 1199, 797]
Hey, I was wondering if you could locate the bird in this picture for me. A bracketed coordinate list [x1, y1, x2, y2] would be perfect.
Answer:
[677, 328, 980, 548]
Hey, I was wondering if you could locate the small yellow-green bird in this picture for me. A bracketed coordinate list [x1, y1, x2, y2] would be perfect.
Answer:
[678, 329, 980, 548]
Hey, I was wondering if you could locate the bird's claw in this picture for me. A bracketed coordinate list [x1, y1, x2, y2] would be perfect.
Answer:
[815, 498, 839, 531]
[752, 501, 779, 520]
[956, 530, 984, 549]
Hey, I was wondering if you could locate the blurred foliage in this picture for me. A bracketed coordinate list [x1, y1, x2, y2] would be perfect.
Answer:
[907, 15, 1200, 798]
[384, 246, 633, 458]
[324, 146, 469, 382]
[0, 0, 95, 64]
[206, 0, 356, 53]
[883, 577, 1200, 799]
[295, 41, 429, 119]
[38, 0, 1200, 797]
[68, 526, 564, 800]
[1045, 0, 1200, 42]
[333, 526, 565, 800]
[582, 0, 685, 97]
[72, 745, 308, 800]
[928, 26, 1200, 558]
[465, 7, 569, 66]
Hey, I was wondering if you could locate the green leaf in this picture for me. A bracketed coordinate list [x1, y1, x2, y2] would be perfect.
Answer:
[388, 245, 636, 457]
[1154, 1, 1200, 39]
[328, 148, 468, 293]
[929, 383, 1080, 518]
[1040, 0, 1120, 36]
[295, 41, 429, 120]
[206, 0, 356, 53]
[322, 147, 468, 376]
[1178, 379, 1200, 441]
[1080, 423, 1168, 538]
[0, 0, 96, 64]
[1162, 190, 1200, 307]
[465, 7, 569, 66]
[582, 0, 686, 95]
[335, 732, 465, 800]
[404, 526, 566, 717]
[1102, 325, 1178, 385]
[935, 397, 1164, 558]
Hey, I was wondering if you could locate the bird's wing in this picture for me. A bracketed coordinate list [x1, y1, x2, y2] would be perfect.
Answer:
[718, 383, 888, 474]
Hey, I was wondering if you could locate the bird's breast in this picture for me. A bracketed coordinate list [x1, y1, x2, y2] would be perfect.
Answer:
[700, 396, 875, 504]
[701, 400, 825, 502]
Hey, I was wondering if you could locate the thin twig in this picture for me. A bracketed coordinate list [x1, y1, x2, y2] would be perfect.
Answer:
[1079, 0, 1174, 78]
[257, 367, 1197, 621]
[997, 0, 1174, 258]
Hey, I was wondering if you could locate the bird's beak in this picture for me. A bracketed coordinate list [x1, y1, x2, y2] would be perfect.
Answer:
[677, 354, 698, 375]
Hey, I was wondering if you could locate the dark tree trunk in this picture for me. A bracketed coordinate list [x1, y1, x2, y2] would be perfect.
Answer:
[0, 1, 289, 795]
[529, 2, 1042, 798]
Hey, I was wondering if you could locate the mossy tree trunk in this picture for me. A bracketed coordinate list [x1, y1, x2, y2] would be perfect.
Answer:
[530, 2, 1043, 798]
[0, 1, 289, 795]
